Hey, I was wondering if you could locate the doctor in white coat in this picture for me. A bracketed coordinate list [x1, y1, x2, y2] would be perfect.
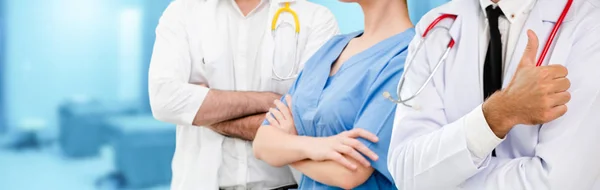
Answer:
[387, 0, 600, 189]
[148, 0, 338, 189]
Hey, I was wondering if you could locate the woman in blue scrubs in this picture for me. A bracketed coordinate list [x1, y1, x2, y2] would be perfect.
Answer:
[253, 0, 414, 189]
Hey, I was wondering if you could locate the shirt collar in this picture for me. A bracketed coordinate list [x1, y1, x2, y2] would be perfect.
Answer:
[228, 0, 268, 17]
[479, 0, 535, 23]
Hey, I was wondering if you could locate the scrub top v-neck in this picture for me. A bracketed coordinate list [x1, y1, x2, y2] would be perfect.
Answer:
[264, 28, 415, 190]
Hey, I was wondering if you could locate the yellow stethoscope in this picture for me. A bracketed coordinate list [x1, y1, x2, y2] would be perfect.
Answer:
[271, 2, 301, 81]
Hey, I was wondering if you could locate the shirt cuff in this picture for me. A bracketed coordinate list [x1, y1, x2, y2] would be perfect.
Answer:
[180, 83, 210, 125]
[464, 104, 504, 166]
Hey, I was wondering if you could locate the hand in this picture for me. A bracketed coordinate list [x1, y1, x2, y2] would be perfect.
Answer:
[303, 128, 380, 171]
[483, 30, 571, 138]
[266, 95, 297, 135]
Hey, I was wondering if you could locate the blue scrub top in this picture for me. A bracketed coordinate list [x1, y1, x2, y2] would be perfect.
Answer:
[264, 28, 415, 190]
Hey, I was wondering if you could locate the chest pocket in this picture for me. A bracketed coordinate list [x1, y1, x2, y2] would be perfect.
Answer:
[196, 3, 234, 91]
[201, 51, 235, 90]
[270, 18, 310, 94]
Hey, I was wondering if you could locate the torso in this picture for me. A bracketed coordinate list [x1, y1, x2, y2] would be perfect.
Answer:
[289, 30, 415, 190]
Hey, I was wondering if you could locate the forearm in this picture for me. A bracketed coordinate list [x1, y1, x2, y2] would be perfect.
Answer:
[209, 113, 265, 141]
[253, 126, 310, 167]
[291, 156, 373, 189]
[193, 89, 281, 126]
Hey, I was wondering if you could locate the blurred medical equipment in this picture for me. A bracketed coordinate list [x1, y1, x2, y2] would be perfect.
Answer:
[383, 0, 573, 107]
[105, 115, 175, 188]
[271, 2, 300, 81]
[59, 99, 140, 158]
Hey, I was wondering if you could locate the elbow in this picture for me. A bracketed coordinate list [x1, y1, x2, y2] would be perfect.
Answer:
[150, 100, 175, 124]
[253, 144, 286, 167]
[387, 142, 433, 190]
[387, 143, 413, 189]
[252, 129, 286, 167]
[333, 170, 371, 189]
[148, 79, 182, 124]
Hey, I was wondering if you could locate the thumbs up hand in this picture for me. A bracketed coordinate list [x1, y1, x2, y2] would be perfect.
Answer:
[483, 30, 571, 138]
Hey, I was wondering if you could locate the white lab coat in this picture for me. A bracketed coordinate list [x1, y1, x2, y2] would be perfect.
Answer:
[388, 0, 600, 189]
[148, 0, 339, 189]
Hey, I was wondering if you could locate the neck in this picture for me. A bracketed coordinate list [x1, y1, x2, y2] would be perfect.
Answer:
[358, 0, 413, 39]
[235, 0, 261, 16]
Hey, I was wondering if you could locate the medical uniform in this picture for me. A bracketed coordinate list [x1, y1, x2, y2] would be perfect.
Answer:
[267, 29, 415, 190]
[387, 0, 600, 189]
[148, 0, 339, 189]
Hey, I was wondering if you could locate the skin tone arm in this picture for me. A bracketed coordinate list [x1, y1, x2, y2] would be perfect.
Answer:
[288, 0, 412, 188]
[483, 31, 571, 138]
[291, 156, 374, 189]
[190, 83, 279, 138]
[192, 88, 280, 126]
[208, 113, 266, 141]
[191, 0, 278, 127]
[255, 96, 378, 189]
[255, 0, 413, 188]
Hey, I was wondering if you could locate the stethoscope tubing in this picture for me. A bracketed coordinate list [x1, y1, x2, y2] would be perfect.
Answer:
[387, 0, 573, 106]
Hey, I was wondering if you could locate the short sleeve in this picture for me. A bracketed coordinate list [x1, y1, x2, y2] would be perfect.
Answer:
[352, 55, 405, 181]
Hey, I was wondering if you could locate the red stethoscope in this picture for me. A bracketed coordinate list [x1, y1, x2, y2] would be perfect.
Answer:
[384, 0, 574, 106]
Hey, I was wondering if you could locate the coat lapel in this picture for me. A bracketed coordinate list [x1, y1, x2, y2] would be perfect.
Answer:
[426, 0, 487, 118]
[503, 0, 575, 86]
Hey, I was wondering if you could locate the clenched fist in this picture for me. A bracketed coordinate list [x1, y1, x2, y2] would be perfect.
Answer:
[483, 30, 571, 138]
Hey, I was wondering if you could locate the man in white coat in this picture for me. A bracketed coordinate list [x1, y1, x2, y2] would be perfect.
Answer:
[148, 0, 339, 189]
[387, 0, 600, 189]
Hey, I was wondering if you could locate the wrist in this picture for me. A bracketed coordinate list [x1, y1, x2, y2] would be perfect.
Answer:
[296, 136, 317, 159]
[260, 92, 281, 111]
[482, 92, 517, 138]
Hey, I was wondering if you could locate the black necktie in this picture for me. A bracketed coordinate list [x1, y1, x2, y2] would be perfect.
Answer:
[484, 5, 504, 157]
[484, 5, 504, 99]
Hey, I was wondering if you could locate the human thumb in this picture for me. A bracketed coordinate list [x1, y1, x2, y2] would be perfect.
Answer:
[519, 30, 540, 67]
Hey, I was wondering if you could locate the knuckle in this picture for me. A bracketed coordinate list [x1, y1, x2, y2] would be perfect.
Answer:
[558, 65, 568, 75]
[565, 92, 572, 101]
[327, 152, 339, 159]
[565, 79, 572, 89]
[538, 68, 550, 79]
[340, 146, 351, 154]
[542, 111, 555, 122]
[541, 97, 552, 108]
[541, 84, 552, 93]
[350, 139, 361, 147]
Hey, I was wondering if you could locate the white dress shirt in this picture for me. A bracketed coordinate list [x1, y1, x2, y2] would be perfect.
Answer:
[466, 0, 536, 165]
[148, 0, 339, 189]
[219, 0, 271, 188]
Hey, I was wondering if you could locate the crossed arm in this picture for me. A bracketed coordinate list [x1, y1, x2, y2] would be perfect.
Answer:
[147, 0, 284, 141]
[194, 87, 281, 141]
[253, 125, 375, 189]
[252, 97, 379, 189]
[151, 80, 281, 141]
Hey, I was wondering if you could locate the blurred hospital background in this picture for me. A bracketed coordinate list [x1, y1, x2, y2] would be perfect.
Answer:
[0, 0, 447, 189]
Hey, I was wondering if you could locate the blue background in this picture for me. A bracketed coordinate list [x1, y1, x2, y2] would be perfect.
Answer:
[0, 0, 447, 189]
